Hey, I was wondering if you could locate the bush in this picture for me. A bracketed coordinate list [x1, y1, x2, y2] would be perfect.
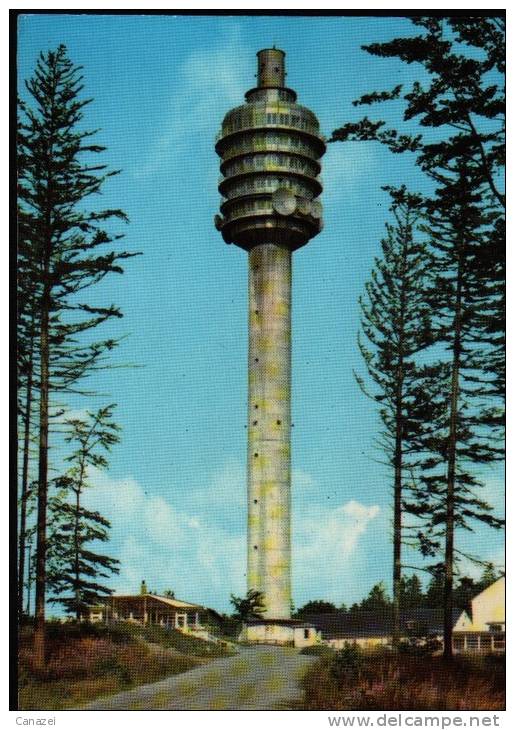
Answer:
[95, 657, 134, 687]
[301, 652, 505, 711]
[330, 644, 364, 683]
[39, 620, 233, 655]
[398, 637, 442, 656]
[18, 625, 206, 710]
[43, 620, 136, 645]
[300, 644, 334, 657]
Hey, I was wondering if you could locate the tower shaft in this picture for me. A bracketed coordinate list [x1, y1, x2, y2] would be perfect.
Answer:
[247, 243, 291, 619]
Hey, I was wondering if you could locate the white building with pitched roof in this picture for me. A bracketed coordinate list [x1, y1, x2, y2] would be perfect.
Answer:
[453, 576, 505, 653]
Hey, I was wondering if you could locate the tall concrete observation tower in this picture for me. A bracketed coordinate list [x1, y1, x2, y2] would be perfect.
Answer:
[215, 49, 325, 621]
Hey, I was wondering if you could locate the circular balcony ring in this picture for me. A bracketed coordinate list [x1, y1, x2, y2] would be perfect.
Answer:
[215, 124, 326, 158]
[219, 169, 323, 199]
[219, 148, 322, 177]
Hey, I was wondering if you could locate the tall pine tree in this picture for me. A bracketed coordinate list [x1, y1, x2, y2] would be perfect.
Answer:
[18, 45, 135, 666]
[404, 165, 504, 657]
[332, 16, 504, 658]
[356, 187, 434, 647]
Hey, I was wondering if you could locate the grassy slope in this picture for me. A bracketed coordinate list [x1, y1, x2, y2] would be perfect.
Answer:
[18, 621, 234, 710]
[301, 647, 505, 711]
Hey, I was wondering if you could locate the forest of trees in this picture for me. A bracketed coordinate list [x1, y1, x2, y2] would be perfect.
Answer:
[17, 45, 136, 667]
[335, 16, 505, 657]
[294, 564, 501, 619]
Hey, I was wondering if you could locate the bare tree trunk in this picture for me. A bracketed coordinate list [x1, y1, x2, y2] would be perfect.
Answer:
[33, 66, 55, 663]
[18, 309, 36, 623]
[443, 252, 463, 661]
[26, 542, 32, 616]
[392, 401, 403, 648]
[75, 487, 81, 621]
[33, 281, 50, 669]
[392, 227, 407, 649]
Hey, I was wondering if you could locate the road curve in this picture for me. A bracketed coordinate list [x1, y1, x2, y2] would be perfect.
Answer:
[82, 645, 314, 711]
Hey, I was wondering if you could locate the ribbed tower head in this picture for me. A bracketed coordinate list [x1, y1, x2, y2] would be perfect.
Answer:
[215, 48, 325, 252]
[215, 50, 325, 621]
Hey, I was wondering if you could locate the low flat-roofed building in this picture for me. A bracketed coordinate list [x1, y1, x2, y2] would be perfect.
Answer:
[241, 618, 320, 648]
[308, 608, 462, 650]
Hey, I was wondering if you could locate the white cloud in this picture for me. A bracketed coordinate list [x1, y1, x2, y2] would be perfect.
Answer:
[133, 26, 252, 179]
[81, 463, 245, 608]
[83, 467, 145, 523]
[203, 456, 246, 509]
[200, 458, 315, 511]
[81, 460, 379, 612]
[293, 468, 316, 492]
[293, 499, 380, 606]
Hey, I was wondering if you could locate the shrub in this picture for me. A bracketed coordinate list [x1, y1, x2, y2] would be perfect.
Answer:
[300, 644, 335, 657]
[329, 644, 364, 684]
[301, 652, 505, 711]
[18, 625, 206, 710]
[398, 637, 442, 656]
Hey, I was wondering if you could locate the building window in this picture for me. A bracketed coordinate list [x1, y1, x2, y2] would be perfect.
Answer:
[304, 629, 310, 639]
[466, 635, 479, 650]
[489, 624, 503, 633]
[453, 636, 465, 651]
[493, 636, 505, 650]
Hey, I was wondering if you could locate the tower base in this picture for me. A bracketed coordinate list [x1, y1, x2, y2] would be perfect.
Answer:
[240, 618, 319, 648]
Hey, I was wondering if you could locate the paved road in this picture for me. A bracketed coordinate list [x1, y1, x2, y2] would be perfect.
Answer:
[83, 646, 315, 710]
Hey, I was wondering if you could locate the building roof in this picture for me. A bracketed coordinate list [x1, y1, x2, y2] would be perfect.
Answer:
[109, 594, 202, 610]
[306, 608, 462, 639]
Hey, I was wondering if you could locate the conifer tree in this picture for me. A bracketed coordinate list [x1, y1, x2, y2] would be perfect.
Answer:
[356, 187, 434, 646]
[404, 166, 504, 657]
[331, 15, 505, 399]
[332, 16, 505, 207]
[18, 45, 135, 666]
[332, 16, 505, 659]
[358, 582, 392, 612]
[46, 406, 120, 618]
[17, 97, 41, 622]
[398, 574, 424, 609]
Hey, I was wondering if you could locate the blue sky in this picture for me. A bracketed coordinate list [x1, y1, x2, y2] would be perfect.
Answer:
[18, 14, 505, 614]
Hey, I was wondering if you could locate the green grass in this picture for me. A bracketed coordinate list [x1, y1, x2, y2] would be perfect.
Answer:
[136, 623, 234, 657]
